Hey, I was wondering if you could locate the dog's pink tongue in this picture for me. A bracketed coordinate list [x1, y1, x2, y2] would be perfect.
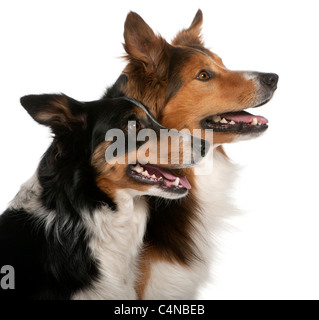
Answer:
[222, 111, 268, 124]
[180, 177, 192, 190]
[143, 165, 191, 190]
[161, 171, 191, 190]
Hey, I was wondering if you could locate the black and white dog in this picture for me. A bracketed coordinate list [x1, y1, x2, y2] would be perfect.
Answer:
[0, 94, 208, 299]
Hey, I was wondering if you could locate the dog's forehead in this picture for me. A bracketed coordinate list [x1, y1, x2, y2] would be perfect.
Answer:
[186, 45, 226, 69]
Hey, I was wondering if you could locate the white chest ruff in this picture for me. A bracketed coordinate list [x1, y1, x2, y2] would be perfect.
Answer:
[143, 149, 238, 299]
[72, 192, 148, 300]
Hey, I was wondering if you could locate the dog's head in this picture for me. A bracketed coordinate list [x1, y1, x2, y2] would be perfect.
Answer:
[119, 10, 278, 145]
[20, 94, 208, 201]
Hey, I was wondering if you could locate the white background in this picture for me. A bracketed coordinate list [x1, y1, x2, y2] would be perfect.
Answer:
[1, 0, 318, 300]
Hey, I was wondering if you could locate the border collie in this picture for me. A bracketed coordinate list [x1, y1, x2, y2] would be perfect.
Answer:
[104, 10, 278, 299]
[0, 94, 207, 299]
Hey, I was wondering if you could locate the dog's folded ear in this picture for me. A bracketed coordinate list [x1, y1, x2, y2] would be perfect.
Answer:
[172, 9, 204, 47]
[20, 94, 87, 132]
[123, 12, 169, 71]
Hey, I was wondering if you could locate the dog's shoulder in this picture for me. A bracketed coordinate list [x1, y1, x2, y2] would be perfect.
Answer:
[0, 208, 47, 299]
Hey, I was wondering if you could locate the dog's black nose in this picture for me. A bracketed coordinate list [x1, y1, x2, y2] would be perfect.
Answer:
[261, 73, 279, 90]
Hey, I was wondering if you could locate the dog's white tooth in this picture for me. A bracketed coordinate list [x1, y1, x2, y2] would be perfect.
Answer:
[159, 177, 163, 181]
[229, 120, 236, 125]
[251, 118, 258, 125]
[134, 164, 143, 173]
[213, 115, 222, 122]
[220, 118, 228, 124]
[142, 170, 149, 177]
[151, 174, 157, 179]
[172, 178, 180, 187]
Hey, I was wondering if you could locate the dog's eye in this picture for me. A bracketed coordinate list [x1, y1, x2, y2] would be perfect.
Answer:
[196, 70, 211, 81]
[128, 120, 142, 132]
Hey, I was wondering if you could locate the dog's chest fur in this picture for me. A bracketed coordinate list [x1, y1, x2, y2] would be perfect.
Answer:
[73, 191, 148, 300]
[142, 149, 238, 299]
[10, 175, 148, 300]
[7, 152, 236, 299]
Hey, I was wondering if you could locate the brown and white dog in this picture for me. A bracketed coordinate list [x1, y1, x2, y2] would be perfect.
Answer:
[104, 9, 278, 299]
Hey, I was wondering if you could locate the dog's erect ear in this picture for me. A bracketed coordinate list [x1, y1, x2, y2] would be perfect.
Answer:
[172, 9, 204, 47]
[20, 94, 86, 132]
[124, 12, 168, 70]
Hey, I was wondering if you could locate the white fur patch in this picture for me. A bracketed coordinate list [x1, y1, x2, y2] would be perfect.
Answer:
[243, 71, 259, 81]
[7, 151, 238, 300]
[9, 174, 150, 300]
[142, 149, 239, 299]
[8, 172, 57, 232]
[72, 190, 149, 300]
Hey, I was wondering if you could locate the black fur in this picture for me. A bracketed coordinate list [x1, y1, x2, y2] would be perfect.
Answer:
[0, 209, 98, 300]
[103, 74, 128, 99]
[164, 47, 194, 105]
[0, 96, 155, 300]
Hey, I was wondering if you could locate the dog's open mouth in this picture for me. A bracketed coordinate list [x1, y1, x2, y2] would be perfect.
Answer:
[202, 110, 268, 134]
[128, 163, 191, 193]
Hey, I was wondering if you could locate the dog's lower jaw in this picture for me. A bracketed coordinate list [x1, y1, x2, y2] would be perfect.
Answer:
[140, 148, 239, 299]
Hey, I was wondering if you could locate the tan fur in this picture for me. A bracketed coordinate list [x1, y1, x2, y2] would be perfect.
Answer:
[119, 10, 269, 298]
[91, 123, 195, 201]
[161, 53, 257, 125]
[122, 14, 260, 146]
